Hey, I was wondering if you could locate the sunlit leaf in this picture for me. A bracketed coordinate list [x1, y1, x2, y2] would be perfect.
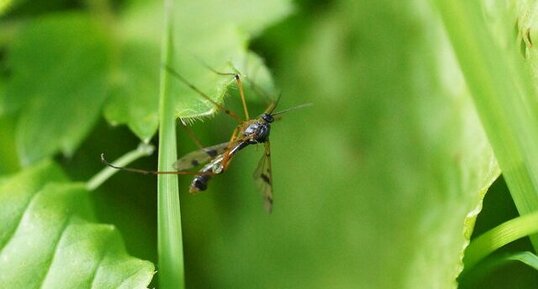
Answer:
[0, 161, 154, 288]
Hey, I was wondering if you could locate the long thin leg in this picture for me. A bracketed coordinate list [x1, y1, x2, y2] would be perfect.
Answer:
[163, 64, 242, 122]
[194, 61, 250, 120]
[220, 126, 242, 171]
[100, 153, 215, 175]
[234, 74, 250, 120]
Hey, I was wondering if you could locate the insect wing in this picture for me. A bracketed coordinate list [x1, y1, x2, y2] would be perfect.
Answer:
[253, 141, 273, 213]
[174, 142, 229, 171]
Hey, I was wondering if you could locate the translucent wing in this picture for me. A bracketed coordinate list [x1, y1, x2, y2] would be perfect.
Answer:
[253, 141, 273, 213]
[174, 142, 229, 171]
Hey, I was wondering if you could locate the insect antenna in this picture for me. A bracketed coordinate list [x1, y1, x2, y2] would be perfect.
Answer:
[272, 103, 313, 116]
[101, 153, 198, 175]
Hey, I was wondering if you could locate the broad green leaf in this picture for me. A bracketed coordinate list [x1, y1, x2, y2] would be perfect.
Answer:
[103, 1, 162, 141]
[104, 40, 160, 142]
[0, 161, 154, 288]
[104, 0, 292, 140]
[7, 13, 111, 165]
[171, 0, 291, 119]
[0, 160, 66, 249]
[5, 1, 290, 158]
[178, 1, 498, 289]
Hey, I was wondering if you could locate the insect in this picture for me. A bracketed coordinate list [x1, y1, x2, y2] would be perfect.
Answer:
[102, 64, 310, 212]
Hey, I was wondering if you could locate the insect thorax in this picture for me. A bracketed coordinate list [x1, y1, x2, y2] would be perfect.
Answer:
[243, 121, 271, 144]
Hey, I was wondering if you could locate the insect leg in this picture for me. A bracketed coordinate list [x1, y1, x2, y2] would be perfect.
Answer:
[234, 74, 250, 120]
[163, 64, 242, 122]
[220, 127, 242, 171]
[194, 61, 250, 121]
[101, 153, 216, 175]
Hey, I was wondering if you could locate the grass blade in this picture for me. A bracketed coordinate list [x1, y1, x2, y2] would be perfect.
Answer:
[157, 0, 184, 288]
[464, 211, 538, 269]
[430, 0, 538, 249]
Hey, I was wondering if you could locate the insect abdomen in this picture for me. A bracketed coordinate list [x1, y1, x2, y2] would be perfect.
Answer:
[190, 175, 211, 193]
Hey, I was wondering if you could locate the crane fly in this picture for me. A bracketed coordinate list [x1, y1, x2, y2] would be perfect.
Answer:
[101, 64, 310, 212]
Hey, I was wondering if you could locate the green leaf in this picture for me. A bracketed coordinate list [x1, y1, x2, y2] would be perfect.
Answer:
[7, 13, 111, 165]
[170, 0, 292, 120]
[104, 0, 292, 139]
[0, 161, 154, 288]
[0, 160, 66, 248]
[5, 0, 290, 156]
[103, 1, 162, 141]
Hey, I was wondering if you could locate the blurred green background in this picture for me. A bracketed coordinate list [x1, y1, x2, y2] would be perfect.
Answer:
[1, 0, 537, 288]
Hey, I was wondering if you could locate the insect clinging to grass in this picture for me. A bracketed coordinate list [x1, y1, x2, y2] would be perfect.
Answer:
[101, 64, 310, 212]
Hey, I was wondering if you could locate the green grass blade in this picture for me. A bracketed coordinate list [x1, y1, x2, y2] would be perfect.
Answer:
[430, 0, 538, 249]
[463, 211, 538, 269]
[157, 0, 184, 288]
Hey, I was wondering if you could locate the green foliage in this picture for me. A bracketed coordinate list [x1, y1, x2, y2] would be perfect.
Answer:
[7, 13, 110, 165]
[0, 161, 154, 288]
[2, 0, 538, 288]
[0, 0, 11, 15]
[431, 0, 538, 248]
[464, 211, 538, 269]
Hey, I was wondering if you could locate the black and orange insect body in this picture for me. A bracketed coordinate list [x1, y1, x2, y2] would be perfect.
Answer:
[185, 108, 276, 210]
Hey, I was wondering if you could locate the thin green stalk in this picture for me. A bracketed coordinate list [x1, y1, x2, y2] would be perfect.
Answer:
[430, 0, 538, 249]
[464, 211, 538, 269]
[158, 0, 184, 288]
[86, 143, 155, 191]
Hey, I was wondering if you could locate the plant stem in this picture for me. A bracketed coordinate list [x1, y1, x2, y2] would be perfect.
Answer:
[157, 0, 185, 288]
[86, 143, 154, 191]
